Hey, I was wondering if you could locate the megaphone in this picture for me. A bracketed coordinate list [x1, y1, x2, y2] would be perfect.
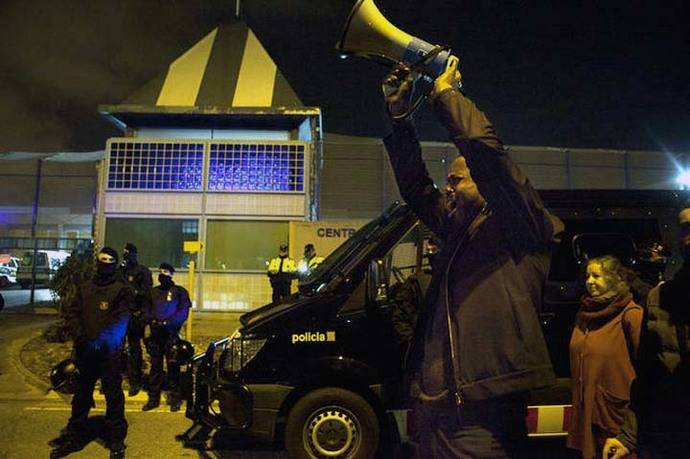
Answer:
[337, 0, 455, 81]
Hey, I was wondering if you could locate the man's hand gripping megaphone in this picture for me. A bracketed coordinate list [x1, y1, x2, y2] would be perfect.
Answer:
[383, 56, 461, 120]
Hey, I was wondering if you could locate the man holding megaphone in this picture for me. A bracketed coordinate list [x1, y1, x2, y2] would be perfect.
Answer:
[381, 56, 563, 457]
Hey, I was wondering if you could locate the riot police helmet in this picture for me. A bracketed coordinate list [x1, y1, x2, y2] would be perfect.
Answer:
[171, 340, 195, 365]
[50, 358, 80, 394]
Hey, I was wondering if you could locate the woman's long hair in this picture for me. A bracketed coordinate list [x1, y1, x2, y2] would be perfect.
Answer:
[586, 254, 631, 296]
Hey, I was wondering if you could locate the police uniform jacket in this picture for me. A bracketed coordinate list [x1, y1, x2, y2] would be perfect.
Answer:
[298, 256, 324, 274]
[267, 256, 296, 284]
[384, 88, 563, 403]
[121, 262, 153, 313]
[149, 283, 191, 330]
[65, 273, 135, 355]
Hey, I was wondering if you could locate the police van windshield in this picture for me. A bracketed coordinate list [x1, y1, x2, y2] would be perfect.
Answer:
[300, 218, 382, 288]
[299, 203, 410, 291]
[21, 252, 48, 267]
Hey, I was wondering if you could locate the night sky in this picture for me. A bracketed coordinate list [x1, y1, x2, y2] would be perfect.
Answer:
[0, 0, 688, 153]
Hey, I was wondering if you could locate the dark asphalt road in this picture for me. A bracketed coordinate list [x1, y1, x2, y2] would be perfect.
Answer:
[0, 397, 288, 458]
[0, 313, 572, 458]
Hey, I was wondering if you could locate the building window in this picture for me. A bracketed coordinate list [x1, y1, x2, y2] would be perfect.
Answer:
[206, 220, 288, 270]
[107, 142, 204, 190]
[208, 142, 305, 192]
[181, 220, 198, 235]
[104, 218, 199, 268]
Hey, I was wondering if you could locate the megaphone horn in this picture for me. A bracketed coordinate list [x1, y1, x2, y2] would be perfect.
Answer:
[336, 0, 453, 80]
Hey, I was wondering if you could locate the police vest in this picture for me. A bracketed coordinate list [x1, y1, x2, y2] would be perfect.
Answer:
[267, 256, 296, 275]
[297, 256, 324, 275]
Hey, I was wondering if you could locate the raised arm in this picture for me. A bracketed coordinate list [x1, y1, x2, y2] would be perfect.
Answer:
[432, 85, 562, 250]
[384, 120, 447, 237]
[382, 64, 448, 238]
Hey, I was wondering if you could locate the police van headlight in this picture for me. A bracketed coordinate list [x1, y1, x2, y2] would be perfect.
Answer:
[220, 332, 267, 378]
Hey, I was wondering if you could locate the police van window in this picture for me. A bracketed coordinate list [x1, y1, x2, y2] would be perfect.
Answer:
[104, 218, 198, 268]
[338, 279, 366, 314]
[547, 218, 661, 282]
[385, 224, 423, 286]
[206, 220, 288, 271]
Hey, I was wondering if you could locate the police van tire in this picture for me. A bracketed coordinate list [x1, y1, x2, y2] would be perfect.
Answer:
[285, 387, 379, 459]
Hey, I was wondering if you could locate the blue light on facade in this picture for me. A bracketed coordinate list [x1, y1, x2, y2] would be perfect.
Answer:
[208, 143, 305, 192]
[107, 141, 306, 193]
[107, 142, 204, 190]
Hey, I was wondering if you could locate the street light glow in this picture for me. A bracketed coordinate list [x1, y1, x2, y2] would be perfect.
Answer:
[676, 170, 690, 187]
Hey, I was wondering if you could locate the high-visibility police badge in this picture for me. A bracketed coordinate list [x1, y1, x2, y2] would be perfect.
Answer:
[99, 301, 109, 311]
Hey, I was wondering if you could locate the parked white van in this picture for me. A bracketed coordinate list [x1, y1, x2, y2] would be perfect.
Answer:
[0, 254, 20, 288]
[16, 250, 70, 289]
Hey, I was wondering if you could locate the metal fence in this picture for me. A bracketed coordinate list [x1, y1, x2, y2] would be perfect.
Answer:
[0, 152, 100, 303]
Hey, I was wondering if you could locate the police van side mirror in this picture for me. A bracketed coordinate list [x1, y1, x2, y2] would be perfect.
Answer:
[368, 259, 389, 303]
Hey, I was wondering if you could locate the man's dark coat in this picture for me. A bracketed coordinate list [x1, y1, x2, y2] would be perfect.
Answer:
[384, 89, 563, 402]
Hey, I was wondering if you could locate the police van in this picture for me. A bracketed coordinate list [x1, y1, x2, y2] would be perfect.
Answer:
[179, 190, 685, 458]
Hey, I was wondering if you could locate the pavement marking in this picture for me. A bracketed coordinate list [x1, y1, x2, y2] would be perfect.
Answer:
[93, 392, 149, 402]
[43, 390, 152, 402]
[24, 406, 184, 413]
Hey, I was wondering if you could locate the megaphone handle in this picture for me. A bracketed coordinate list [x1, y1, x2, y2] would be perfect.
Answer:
[389, 89, 429, 121]
[390, 50, 459, 120]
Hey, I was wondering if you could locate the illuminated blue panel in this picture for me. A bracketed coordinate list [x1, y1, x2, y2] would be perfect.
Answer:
[107, 142, 204, 190]
[208, 143, 305, 192]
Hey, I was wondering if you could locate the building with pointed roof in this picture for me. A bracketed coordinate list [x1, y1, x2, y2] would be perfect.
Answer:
[119, 23, 302, 109]
[96, 20, 322, 310]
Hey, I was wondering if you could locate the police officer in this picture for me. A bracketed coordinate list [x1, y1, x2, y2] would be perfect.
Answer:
[142, 262, 191, 412]
[50, 247, 134, 459]
[296, 243, 324, 279]
[120, 242, 152, 396]
[267, 243, 296, 303]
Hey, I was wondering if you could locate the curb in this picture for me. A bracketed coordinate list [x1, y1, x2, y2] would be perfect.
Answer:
[12, 333, 179, 407]
[10, 328, 52, 394]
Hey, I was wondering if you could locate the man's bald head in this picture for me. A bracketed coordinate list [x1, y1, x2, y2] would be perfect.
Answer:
[444, 156, 486, 220]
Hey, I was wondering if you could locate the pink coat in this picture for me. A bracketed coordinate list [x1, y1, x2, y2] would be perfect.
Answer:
[567, 299, 643, 459]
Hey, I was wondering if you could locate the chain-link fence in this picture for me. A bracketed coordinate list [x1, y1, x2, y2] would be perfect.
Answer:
[0, 152, 101, 307]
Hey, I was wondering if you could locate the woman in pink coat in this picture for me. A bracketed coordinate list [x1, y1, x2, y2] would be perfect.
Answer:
[568, 255, 643, 459]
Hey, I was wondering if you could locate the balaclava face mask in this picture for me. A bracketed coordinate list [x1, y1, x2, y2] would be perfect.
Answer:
[123, 251, 137, 266]
[97, 261, 117, 276]
[123, 243, 138, 266]
[158, 274, 174, 290]
[96, 247, 119, 278]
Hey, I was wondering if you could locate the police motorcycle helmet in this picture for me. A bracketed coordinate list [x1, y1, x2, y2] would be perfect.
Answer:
[50, 358, 80, 394]
[170, 340, 195, 365]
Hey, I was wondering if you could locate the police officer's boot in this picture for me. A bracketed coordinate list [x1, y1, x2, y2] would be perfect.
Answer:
[49, 432, 86, 458]
[128, 380, 141, 397]
[109, 441, 126, 459]
[168, 393, 182, 412]
[142, 396, 160, 411]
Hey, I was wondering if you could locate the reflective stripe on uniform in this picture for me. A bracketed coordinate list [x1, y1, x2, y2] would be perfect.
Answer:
[267, 257, 296, 274]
